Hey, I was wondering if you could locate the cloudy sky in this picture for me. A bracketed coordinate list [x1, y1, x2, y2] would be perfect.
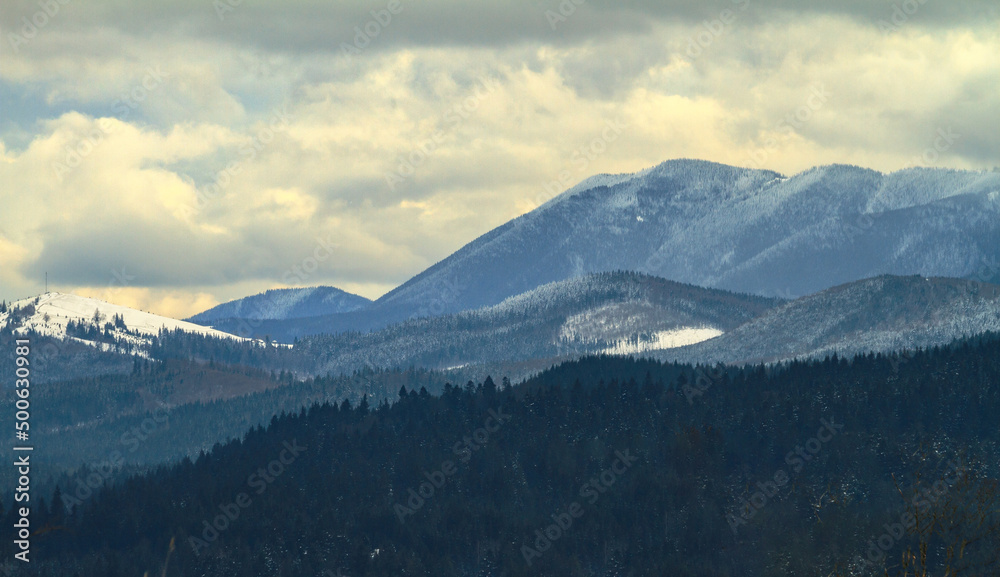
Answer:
[1, 0, 997, 317]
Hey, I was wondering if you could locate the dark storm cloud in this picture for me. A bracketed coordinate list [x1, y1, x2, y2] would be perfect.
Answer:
[3, 0, 995, 56]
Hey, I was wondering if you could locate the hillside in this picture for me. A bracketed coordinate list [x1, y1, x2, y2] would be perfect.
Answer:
[656, 275, 1000, 365]
[292, 160, 998, 336]
[187, 286, 371, 324]
[296, 271, 782, 373]
[14, 339, 1000, 576]
[0, 292, 246, 351]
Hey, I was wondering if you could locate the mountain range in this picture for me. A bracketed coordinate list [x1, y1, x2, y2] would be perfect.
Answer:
[656, 274, 1000, 366]
[5, 157, 1000, 525]
[7, 159, 1000, 379]
[11, 273, 1000, 390]
[294, 271, 781, 374]
[376, 160, 999, 314]
[190, 159, 1000, 340]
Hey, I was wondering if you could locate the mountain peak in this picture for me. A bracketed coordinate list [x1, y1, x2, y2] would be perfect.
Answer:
[187, 285, 371, 323]
[1, 292, 245, 347]
[365, 159, 1000, 332]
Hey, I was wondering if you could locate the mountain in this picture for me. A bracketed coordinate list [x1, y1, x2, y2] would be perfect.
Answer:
[0, 292, 246, 352]
[655, 275, 1000, 365]
[186, 286, 371, 324]
[23, 343, 1000, 576]
[295, 271, 782, 374]
[279, 159, 995, 337]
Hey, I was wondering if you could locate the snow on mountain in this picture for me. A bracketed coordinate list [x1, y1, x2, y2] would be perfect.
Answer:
[653, 275, 1000, 366]
[187, 286, 371, 323]
[598, 328, 724, 356]
[359, 160, 1000, 333]
[196, 161, 1000, 340]
[0, 292, 247, 353]
[296, 271, 781, 374]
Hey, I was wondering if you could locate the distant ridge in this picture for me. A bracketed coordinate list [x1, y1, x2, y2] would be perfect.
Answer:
[656, 275, 1000, 365]
[1, 292, 246, 348]
[187, 286, 371, 324]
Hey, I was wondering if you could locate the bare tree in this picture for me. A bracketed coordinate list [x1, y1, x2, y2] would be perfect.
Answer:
[838, 459, 1000, 577]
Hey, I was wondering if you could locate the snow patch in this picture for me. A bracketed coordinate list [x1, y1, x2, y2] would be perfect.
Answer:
[0, 293, 250, 355]
[600, 327, 724, 355]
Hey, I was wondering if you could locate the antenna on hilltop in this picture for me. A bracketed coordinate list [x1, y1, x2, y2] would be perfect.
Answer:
[45, 272, 48, 294]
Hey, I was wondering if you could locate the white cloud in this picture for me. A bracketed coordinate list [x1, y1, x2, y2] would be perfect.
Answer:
[1, 4, 997, 316]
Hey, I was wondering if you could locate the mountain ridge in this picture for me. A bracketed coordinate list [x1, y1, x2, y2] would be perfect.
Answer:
[219, 159, 998, 338]
[0, 292, 246, 348]
[655, 274, 1000, 365]
[186, 286, 371, 323]
[296, 270, 783, 374]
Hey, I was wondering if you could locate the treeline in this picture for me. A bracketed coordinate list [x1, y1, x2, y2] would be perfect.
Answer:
[0, 329, 134, 385]
[0, 358, 449, 496]
[148, 329, 304, 371]
[5, 336, 1000, 576]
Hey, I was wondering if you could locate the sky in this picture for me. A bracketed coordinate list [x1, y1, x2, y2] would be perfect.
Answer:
[1, 0, 998, 318]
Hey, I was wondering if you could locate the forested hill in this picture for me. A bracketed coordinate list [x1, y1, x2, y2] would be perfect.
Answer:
[8, 335, 1000, 576]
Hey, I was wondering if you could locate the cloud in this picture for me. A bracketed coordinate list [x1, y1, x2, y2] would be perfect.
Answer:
[3, 1, 995, 55]
[1, 1, 997, 316]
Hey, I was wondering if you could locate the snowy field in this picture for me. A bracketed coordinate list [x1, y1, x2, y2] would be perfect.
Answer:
[0, 292, 246, 343]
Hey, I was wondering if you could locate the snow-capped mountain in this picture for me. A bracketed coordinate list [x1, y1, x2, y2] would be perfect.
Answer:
[187, 286, 370, 323]
[655, 275, 1000, 366]
[196, 160, 1000, 339]
[352, 160, 1000, 332]
[1, 292, 246, 353]
[295, 271, 782, 374]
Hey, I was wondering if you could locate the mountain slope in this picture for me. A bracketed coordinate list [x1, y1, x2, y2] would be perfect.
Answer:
[187, 286, 370, 323]
[297, 271, 782, 373]
[656, 275, 1000, 365]
[22, 344, 1000, 576]
[0, 292, 247, 352]
[344, 160, 999, 333]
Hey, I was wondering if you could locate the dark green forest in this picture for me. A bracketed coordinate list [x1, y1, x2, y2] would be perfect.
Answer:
[4, 336, 1000, 576]
[0, 358, 449, 498]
